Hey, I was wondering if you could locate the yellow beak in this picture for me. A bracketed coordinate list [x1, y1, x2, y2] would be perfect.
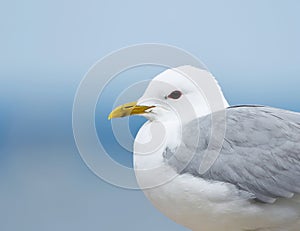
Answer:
[108, 101, 155, 120]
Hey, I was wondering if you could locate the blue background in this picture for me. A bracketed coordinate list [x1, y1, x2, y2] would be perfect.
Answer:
[1, 1, 300, 230]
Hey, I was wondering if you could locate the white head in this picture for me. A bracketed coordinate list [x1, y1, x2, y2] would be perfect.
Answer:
[109, 65, 229, 125]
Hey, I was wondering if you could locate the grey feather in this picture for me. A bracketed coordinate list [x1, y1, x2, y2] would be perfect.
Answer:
[164, 106, 300, 203]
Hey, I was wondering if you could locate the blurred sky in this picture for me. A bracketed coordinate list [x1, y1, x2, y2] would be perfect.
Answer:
[1, 0, 300, 230]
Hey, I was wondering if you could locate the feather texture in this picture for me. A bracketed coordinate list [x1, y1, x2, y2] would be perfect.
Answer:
[164, 106, 300, 203]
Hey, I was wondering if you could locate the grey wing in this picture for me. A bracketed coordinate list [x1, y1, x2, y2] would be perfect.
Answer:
[171, 106, 300, 203]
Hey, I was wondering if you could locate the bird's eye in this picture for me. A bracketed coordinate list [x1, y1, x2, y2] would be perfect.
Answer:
[167, 90, 182, 99]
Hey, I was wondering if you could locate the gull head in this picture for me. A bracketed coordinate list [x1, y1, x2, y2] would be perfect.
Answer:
[108, 65, 229, 123]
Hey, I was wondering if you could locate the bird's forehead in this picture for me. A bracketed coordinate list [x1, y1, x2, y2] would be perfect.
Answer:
[147, 69, 196, 94]
[153, 69, 192, 87]
[138, 69, 198, 104]
[139, 66, 221, 103]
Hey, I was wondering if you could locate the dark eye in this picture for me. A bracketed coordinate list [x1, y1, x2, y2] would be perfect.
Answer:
[167, 90, 182, 99]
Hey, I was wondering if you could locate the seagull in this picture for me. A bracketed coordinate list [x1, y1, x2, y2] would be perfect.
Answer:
[108, 65, 300, 231]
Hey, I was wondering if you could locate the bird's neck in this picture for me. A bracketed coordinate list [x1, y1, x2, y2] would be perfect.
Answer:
[186, 90, 229, 119]
[161, 119, 182, 151]
[134, 118, 181, 158]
